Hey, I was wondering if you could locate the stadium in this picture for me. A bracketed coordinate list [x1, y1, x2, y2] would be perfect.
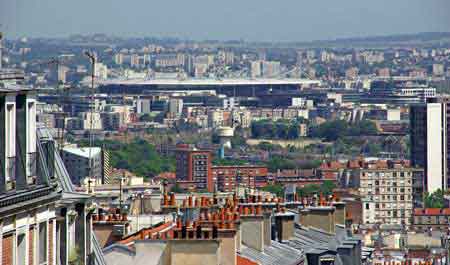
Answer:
[98, 78, 321, 97]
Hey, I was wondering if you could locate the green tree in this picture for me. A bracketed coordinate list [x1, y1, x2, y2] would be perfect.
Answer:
[321, 180, 336, 196]
[296, 180, 336, 197]
[80, 138, 176, 179]
[261, 184, 284, 197]
[171, 184, 184, 193]
[266, 156, 297, 172]
[139, 114, 153, 122]
[424, 189, 445, 208]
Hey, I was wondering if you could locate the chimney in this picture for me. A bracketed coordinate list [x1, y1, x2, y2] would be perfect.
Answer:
[263, 211, 272, 246]
[217, 224, 237, 265]
[274, 211, 295, 242]
[161, 193, 178, 214]
[240, 208, 265, 252]
[299, 206, 336, 234]
[234, 216, 242, 252]
[332, 202, 346, 226]
[168, 238, 221, 265]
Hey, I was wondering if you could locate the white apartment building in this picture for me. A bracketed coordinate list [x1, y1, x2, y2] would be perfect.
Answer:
[359, 161, 422, 225]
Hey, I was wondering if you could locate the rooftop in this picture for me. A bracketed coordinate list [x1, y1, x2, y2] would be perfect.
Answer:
[413, 208, 450, 216]
[0, 68, 25, 81]
[99, 78, 321, 87]
[62, 147, 102, 159]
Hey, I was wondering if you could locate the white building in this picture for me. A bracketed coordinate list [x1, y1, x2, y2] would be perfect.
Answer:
[261, 61, 281, 78]
[168, 98, 183, 116]
[62, 147, 103, 184]
[359, 161, 417, 225]
[250, 61, 262, 78]
[410, 100, 447, 192]
[57, 65, 69, 84]
[95, 62, 108, 80]
[208, 109, 224, 128]
[136, 98, 151, 114]
[80, 112, 103, 130]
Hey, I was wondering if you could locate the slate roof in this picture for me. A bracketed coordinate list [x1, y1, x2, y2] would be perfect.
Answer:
[239, 240, 305, 265]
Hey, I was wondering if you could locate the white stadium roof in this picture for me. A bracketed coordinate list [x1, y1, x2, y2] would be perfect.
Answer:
[99, 78, 321, 86]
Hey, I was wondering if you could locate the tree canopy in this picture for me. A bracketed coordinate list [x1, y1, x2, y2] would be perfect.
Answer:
[309, 120, 378, 141]
[297, 180, 336, 197]
[251, 119, 304, 140]
[424, 189, 445, 208]
[80, 138, 175, 178]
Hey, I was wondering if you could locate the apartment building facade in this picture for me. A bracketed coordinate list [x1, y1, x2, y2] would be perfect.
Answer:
[175, 144, 213, 192]
[0, 71, 100, 265]
[211, 165, 268, 192]
[359, 161, 422, 225]
[410, 97, 450, 192]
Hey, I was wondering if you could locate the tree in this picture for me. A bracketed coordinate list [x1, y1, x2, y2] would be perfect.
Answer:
[266, 156, 297, 172]
[424, 189, 445, 208]
[296, 180, 336, 197]
[321, 180, 336, 196]
[364, 142, 382, 156]
[80, 138, 176, 179]
[171, 184, 184, 193]
[261, 184, 284, 197]
[309, 119, 378, 141]
[139, 114, 153, 122]
[297, 184, 321, 197]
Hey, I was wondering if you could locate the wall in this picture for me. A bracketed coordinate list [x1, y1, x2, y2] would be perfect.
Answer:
[240, 216, 264, 252]
[426, 103, 445, 192]
[169, 240, 219, 265]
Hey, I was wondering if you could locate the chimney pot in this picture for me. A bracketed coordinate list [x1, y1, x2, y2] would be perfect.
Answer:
[196, 225, 202, 239]
[195, 198, 200, 207]
[163, 193, 169, 206]
[188, 196, 193, 207]
[170, 193, 176, 206]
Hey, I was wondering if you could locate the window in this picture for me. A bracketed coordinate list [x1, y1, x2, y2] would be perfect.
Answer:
[39, 222, 48, 264]
[17, 233, 26, 265]
[365, 203, 370, 210]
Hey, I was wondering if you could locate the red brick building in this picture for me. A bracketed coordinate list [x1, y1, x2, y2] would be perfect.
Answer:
[212, 165, 268, 191]
[175, 144, 213, 192]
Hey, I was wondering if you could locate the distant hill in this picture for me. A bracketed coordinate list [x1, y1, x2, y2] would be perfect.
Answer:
[293, 32, 450, 48]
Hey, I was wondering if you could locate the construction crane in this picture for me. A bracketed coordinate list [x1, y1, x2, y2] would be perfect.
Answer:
[84, 51, 97, 185]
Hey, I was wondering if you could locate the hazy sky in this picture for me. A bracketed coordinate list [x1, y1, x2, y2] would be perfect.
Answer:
[1, 0, 449, 42]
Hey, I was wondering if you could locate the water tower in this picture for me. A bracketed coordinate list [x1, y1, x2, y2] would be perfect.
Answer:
[216, 126, 234, 149]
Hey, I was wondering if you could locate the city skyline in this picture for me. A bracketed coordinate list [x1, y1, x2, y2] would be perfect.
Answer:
[1, 0, 450, 41]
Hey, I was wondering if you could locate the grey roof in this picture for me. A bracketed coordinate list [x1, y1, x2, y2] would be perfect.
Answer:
[103, 244, 136, 256]
[282, 224, 362, 265]
[239, 240, 305, 265]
